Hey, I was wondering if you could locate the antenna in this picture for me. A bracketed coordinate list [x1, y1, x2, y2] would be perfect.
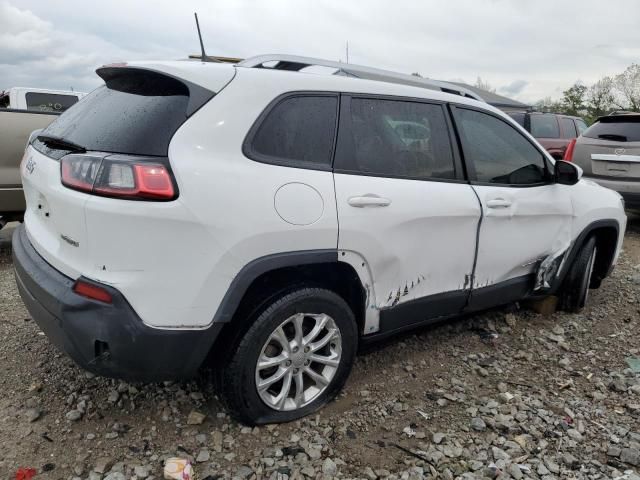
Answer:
[194, 12, 214, 62]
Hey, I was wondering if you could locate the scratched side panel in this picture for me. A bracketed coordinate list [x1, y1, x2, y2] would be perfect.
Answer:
[335, 174, 481, 329]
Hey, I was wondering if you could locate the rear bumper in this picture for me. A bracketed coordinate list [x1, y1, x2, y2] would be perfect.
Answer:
[584, 176, 640, 208]
[12, 224, 222, 381]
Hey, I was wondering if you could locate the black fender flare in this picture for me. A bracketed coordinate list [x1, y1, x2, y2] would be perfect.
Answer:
[549, 219, 620, 295]
[211, 249, 339, 323]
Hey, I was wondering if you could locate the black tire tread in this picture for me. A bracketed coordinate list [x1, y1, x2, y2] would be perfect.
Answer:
[561, 236, 596, 313]
[218, 287, 357, 425]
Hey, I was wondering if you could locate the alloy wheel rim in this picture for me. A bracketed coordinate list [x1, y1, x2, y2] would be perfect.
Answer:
[255, 313, 342, 411]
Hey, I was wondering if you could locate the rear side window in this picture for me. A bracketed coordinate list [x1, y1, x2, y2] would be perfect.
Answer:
[334, 98, 456, 180]
[583, 117, 640, 142]
[25, 92, 79, 113]
[530, 114, 560, 138]
[38, 68, 209, 157]
[508, 112, 525, 128]
[453, 108, 547, 185]
[248, 95, 338, 168]
[560, 117, 577, 138]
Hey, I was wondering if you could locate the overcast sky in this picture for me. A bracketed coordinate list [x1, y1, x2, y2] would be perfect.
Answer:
[2, 0, 639, 104]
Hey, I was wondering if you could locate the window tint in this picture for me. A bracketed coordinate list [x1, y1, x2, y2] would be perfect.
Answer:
[334, 98, 456, 180]
[560, 118, 577, 138]
[583, 117, 640, 142]
[454, 108, 547, 185]
[508, 112, 525, 128]
[530, 114, 560, 138]
[39, 69, 198, 157]
[575, 119, 588, 135]
[25, 92, 79, 113]
[251, 96, 338, 167]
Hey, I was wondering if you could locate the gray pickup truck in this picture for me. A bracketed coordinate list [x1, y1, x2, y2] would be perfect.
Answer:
[0, 87, 85, 228]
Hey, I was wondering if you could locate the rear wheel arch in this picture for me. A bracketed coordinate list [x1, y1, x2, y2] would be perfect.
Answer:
[207, 252, 367, 361]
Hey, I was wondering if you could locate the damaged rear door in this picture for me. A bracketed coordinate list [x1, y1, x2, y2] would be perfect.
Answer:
[451, 106, 573, 309]
[333, 95, 481, 332]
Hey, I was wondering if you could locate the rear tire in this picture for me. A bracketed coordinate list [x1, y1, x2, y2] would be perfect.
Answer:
[560, 236, 597, 313]
[218, 287, 357, 425]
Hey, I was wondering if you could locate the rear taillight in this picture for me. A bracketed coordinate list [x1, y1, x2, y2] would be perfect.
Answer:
[563, 138, 577, 161]
[73, 279, 113, 304]
[61, 154, 176, 200]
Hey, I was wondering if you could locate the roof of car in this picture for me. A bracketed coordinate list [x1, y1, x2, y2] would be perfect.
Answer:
[125, 59, 500, 115]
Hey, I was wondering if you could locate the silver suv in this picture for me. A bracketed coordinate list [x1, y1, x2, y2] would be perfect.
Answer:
[566, 113, 640, 209]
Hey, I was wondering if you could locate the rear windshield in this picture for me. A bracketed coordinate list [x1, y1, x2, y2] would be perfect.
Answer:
[508, 112, 525, 128]
[25, 92, 78, 113]
[38, 69, 196, 157]
[583, 117, 640, 142]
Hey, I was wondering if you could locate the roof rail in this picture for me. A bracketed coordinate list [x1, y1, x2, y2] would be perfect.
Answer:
[237, 54, 484, 102]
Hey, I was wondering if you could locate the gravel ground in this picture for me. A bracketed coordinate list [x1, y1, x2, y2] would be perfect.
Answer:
[1, 214, 639, 480]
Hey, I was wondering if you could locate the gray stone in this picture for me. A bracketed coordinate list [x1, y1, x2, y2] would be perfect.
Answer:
[133, 466, 150, 479]
[236, 465, 254, 478]
[66, 409, 83, 421]
[186, 410, 206, 425]
[471, 417, 486, 431]
[26, 408, 42, 422]
[432, 432, 446, 444]
[492, 446, 510, 461]
[507, 463, 523, 479]
[103, 473, 125, 480]
[322, 458, 338, 476]
[196, 449, 210, 463]
[567, 429, 583, 442]
[620, 447, 640, 466]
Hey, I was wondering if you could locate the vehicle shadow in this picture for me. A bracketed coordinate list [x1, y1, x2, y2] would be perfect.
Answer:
[626, 210, 640, 234]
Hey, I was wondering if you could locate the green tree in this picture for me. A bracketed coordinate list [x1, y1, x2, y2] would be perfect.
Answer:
[614, 64, 640, 111]
[562, 83, 587, 116]
[586, 77, 615, 122]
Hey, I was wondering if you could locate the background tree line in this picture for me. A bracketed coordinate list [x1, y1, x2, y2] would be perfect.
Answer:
[533, 64, 640, 124]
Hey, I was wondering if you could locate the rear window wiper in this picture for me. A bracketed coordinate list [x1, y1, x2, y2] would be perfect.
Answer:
[597, 133, 628, 142]
[37, 134, 86, 153]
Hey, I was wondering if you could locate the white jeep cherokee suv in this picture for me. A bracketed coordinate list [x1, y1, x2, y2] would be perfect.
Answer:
[13, 55, 626, 425]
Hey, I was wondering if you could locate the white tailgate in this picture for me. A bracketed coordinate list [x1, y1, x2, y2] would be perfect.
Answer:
[21, 146, 90, 279]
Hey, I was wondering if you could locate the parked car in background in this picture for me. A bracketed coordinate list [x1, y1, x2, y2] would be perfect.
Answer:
[13, 55, 626, 425]
[0, 87, 86, 227]
[565, 113, 640, 209]
[508, 111, 588, 159]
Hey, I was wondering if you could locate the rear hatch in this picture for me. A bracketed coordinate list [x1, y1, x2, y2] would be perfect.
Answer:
[22, 63, 232, 279]
[574, 115, 640, 179]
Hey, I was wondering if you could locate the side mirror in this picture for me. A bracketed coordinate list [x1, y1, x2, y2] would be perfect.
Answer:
[554, 160, 582, 185]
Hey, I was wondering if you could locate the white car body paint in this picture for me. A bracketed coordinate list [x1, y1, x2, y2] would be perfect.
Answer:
[21, 61, 627, 334]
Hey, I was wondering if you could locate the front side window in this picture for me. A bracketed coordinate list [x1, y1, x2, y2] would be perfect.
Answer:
[334, 98, 456, 180]
[454, 108, 548, 185]
[560, 117, 577, 138]
[530, 114, 560, 138]
[25, 92, 79, 113]
[249, 95, 338, 167]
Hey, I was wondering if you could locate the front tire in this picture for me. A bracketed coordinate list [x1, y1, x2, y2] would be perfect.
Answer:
[219, 288, 357, 425]
[560, 236, 597, 313]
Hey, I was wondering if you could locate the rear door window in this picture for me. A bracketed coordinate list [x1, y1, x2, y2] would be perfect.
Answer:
[25, 92, 79, 113]
[334, 97, 457, 180]
[508, 112, 526, 128]
[247, 95, 338, 168]
[560, 117, 577, 138]
[583, 117, 640, 142]
[530, 114, 560, 138]
[453, 107, 548, 185]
